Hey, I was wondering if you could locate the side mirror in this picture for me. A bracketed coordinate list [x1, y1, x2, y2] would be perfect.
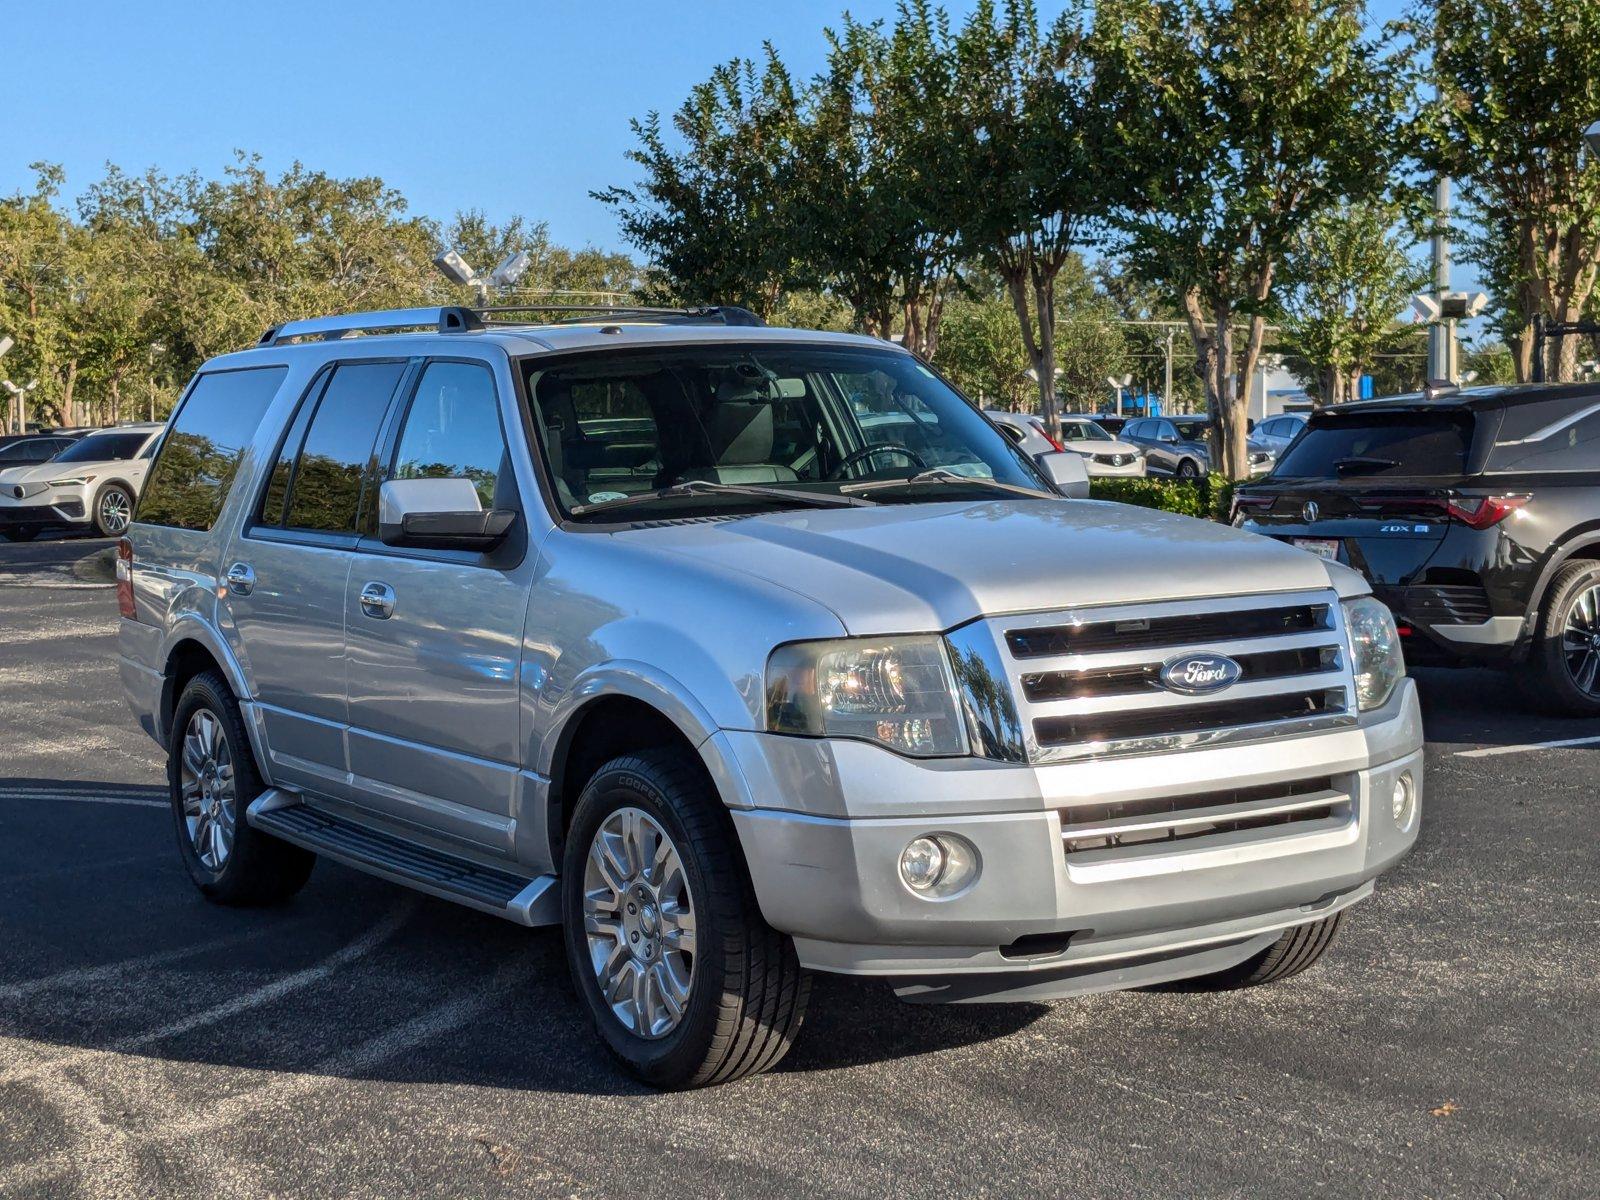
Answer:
[378, 477, 516, 550]
[1035, 450, 1091, 499]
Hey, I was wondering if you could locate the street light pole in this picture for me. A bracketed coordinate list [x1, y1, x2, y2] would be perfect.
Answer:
[147, 343, 166, 422]
[1428, 176, 1452, 381]
[1163, 328, 1174, 412]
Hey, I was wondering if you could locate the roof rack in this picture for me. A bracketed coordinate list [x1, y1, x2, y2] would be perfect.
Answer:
[258, 303, 765, 347]
[476, 304, 766, 328]
[259, 306, 482, 346]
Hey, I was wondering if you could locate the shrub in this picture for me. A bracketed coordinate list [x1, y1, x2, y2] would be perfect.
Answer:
[1088, 475, 1238, 523]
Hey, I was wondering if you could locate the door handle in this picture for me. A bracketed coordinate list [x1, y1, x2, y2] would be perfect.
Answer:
[359, 581, 395, 620]
[224, 562, 255, 596]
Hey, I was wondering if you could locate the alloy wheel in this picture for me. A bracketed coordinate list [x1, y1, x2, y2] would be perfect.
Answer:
[99, 488, 131, 534]
[581, 807, 696, 1039]
[1562, 583, 1600, 695]
[179, 709, 237, 870]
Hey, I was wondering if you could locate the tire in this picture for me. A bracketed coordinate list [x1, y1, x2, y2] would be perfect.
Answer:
[561, 749, 810, 1089]
[1186, 913, 1344, 989]
[1175, 458, 1200, 480]
[1516, 559, 1600, 717]
[168, 670, 315, 906]
[92, 482, 134, 537]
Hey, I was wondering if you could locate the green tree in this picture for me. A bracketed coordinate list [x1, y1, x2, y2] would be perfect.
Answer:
[935, 294, 1032, 407]
[1280, 201, 1426, 405]
[949, 0, 1119, 438]
[1099, 0, 1415, 477]
[595, 53, 801, 317]
[1424, 0, 1600, 381]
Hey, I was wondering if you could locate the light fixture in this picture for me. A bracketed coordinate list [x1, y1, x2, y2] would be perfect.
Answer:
[432, 248, 478, 286]
[490, 250, 531, 289]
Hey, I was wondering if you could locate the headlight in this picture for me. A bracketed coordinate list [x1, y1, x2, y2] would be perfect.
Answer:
[1341, 595, 1404, 711]
[765, 636, 969, 757]
[47, 475, 95, 486]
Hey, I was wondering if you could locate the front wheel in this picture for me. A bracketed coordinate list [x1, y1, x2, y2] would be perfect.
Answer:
[93, 483, 134, 537]
[1175, 458, 1201, 480]
[561, 749, 810, 1088]
[1184, 913, 1344, 989]
[1517, 559, 1600, 716]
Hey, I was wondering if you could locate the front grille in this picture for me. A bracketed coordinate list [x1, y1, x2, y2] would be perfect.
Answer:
[1007, 602, 1331, 658]
[1093, 453, 1133, 467]
[1059, 775, 1353, 859]
[990, 590, 1357, 763]
[1022, 645, 1340, 703]
[1034, 688, 1346, 747]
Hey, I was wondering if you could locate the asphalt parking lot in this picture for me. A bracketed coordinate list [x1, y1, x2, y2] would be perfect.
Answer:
[0, 536, 1595, 1199]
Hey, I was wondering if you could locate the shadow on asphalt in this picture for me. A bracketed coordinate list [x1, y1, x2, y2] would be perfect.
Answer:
[1409, 666, 1600, 748]
[0, 777, 1046, 1097]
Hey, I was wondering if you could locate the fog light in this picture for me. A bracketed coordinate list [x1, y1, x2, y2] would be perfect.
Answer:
[1391, 771, 1417, 832]
[898, 834, 980, 898]
[899, 837, 945, 891]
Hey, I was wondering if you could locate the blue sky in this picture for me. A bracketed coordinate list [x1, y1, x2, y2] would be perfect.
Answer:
[6, 0, 1416, 255]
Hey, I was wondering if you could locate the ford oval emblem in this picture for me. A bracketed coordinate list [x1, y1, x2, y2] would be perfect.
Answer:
[1159, 652, 1243, 696]
[1302, 500, 1320, 523]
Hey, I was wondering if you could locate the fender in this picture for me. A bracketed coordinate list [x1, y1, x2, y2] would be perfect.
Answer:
[1525, 523, 1600, 636]
[535, 660, 757, 812]
[157, 613, 268, 771]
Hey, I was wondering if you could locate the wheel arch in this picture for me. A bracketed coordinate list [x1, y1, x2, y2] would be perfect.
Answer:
[1526, 527, 1600, 636]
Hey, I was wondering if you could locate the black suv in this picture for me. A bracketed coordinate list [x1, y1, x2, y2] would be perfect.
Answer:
[1234, 383, 1600, 715]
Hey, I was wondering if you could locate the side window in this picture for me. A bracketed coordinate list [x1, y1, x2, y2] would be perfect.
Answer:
[136, 367, 287, 531]
[1126, 420, 1147, 440]
[267, 361, 405, 534]
[391, 361, 509, 509]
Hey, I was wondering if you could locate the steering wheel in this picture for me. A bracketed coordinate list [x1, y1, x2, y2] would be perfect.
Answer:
[828, 443, 927, 480]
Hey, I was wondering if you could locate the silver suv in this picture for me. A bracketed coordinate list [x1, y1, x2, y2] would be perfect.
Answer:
[118, 306, 1423, 1088]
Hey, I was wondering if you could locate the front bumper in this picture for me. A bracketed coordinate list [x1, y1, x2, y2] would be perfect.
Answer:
[0, 488, 88, 528]
[725, 679, 1423, 1000]
[1084, 457, 1146, 478]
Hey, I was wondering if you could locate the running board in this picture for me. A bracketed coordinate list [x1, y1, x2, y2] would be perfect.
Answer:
[246, 789, 558, 926]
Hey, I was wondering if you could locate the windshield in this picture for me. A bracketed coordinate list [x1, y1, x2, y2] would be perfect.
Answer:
[524, 344, 1045, 519]
[1060, 421, 1112, 442]
[52, 431, 151, 464]
[1271, 411, 1475, 479]
[1171, 418, 1208, 442]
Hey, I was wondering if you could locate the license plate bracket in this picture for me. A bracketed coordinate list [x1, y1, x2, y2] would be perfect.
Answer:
[1290, 537, 1341, 562]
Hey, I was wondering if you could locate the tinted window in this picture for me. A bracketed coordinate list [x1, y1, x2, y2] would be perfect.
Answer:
[276, 362, 404, 533]
[0, 441, 37, 461]
[1171, 419, 1206, 441]
[392, 362, 509, 508]
[53, 431, 150, 463]
[137, 367, 287, 530]
[1273, 411, 1474, 479]
[1488, 401, 1600, 473]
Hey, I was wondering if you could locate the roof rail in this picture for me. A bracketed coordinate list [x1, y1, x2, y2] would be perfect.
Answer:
[476, 304, 766, 328]
[1421, 378, 1460, 402]
[259, 306, 483, 346]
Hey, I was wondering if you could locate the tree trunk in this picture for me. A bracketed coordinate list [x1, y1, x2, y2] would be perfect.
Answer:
[1033, 271, 1059, 442]
[62, 360, 78, 428]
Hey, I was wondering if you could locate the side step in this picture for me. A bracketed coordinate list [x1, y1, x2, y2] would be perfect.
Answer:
[247, 789, 559, 926]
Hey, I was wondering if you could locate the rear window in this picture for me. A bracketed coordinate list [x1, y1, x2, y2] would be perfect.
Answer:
[1271, 411, 1474, 479]
[137, 367, 287, 531]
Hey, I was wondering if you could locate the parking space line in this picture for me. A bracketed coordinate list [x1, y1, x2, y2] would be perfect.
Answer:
[1453, 734, 1600, 758]
[0, 789, 166, 809]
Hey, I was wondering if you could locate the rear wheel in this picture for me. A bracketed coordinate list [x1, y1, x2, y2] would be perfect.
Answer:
[1517, 560, 1600, 717]
[168, 671, 314, 905]
[1185, 914, 1344, 989]
[561, 748, 810, 1088]
[93, 483, 133, 537]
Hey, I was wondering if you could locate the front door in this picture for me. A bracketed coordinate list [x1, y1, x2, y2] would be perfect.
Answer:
[342, 359, 534, 856]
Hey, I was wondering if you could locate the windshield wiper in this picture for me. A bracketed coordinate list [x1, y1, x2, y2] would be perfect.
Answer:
[1333, 456, 1400, 476]
[840, 468, 1056, 500]
[568, 479, 874, 517]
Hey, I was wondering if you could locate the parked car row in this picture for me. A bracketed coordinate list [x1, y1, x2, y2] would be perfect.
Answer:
[985, 411, 1146, 476]
[0, 423, 164, 539]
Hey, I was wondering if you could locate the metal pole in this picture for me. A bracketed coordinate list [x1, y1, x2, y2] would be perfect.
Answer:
[1164, 329, 1174, 411]
[1429, 176, 1452, 380]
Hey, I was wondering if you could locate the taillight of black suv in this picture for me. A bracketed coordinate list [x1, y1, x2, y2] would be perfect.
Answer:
[1234, 384, 1600, 715]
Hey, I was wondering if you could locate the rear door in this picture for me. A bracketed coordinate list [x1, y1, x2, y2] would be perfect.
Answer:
[223, 359, 407, 800]
[1237, 406, 1477, 585]
[342, 357, 535, 856]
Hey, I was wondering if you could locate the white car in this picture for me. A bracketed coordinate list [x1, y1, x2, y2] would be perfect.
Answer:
[987, 411, 1146, 477]
[0, 423, 164, 540]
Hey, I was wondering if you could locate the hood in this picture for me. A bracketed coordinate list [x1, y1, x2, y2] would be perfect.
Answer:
[620, 498, 1343, 634]
[0, 460, 68, 496]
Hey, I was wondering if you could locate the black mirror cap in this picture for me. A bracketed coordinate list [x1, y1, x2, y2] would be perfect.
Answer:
[379, 508, 516, 550]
